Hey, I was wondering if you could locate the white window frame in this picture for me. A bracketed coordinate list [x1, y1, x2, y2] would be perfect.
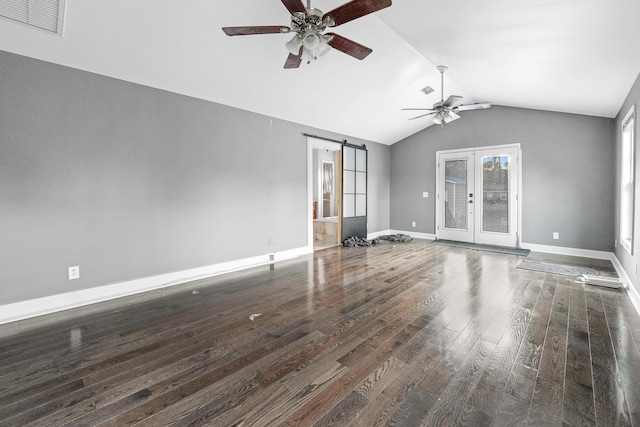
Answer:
[620, 104, 636, 254]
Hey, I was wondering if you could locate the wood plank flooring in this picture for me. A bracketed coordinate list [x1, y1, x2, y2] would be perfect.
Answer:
[1, 240, 639, 426]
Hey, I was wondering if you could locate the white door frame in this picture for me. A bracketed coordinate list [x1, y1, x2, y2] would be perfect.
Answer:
[437, 150, 476, 243]
[307, 137, 342, 250]
[435, 143, 523, 247]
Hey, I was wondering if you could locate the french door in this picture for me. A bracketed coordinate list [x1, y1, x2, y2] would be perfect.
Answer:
[436, 144, 521, 247]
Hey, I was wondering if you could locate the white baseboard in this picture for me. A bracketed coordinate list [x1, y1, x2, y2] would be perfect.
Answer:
[0, 246, 312, 326]
[521, 243, 640, 318]
[610, 254, 640, 317]
[377, 229, 436, 240]
[367, 229, 393, 239]
[519, 242, 612, 260]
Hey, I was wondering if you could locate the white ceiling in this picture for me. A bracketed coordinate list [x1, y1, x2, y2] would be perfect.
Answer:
[1, 0, 639, 145]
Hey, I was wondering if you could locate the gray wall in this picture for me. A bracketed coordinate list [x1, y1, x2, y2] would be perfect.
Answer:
[390, 105, 615, 251]
[365, 141, 390, 232]
[614, 72, 640, 292]
[0, 50, 390, 305]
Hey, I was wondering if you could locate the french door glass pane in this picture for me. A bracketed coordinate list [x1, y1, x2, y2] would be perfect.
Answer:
[444, 160, 468, 230]
[356, 195, 366, 216]
[344, 170, 355, 193]
[356, 171, 366, 193]
[343, 194, 355, 217]
[344, 147, 356, 170]
[356, 149, 366, 171]
[482, 155, 509, 233]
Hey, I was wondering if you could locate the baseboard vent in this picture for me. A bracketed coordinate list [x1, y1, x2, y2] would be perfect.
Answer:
[578, 275, 625, 289]
[0, 0, 65, 35]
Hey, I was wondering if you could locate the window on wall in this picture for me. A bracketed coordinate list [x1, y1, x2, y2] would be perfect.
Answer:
[621, 104, 636, 254]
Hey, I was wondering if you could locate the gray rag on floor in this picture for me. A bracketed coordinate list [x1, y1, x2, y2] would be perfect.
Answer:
[343, 236, 377, 247]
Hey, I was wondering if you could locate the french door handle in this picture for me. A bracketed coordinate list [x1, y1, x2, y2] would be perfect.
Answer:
[469, 193, 473, 197]
[469, 200, 473, 204]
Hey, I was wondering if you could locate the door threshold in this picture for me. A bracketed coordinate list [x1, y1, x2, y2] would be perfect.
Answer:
[432, 240, 530, 256]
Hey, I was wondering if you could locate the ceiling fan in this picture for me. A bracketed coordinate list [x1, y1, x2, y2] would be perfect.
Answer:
[403, 65, 492, 126]
[222, 0, 392, 69]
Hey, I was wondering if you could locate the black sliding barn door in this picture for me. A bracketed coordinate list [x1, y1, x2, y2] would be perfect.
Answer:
[341, 144, 367, 240]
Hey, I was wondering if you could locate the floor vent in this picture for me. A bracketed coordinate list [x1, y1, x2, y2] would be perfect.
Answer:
[0, 0, 65, 35]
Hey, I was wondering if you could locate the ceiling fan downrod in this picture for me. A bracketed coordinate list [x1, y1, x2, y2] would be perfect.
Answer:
[437, 65, 448, 102]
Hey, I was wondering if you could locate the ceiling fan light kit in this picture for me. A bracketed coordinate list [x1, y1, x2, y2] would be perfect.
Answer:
[222, 0, 392, 68]
[403, 65, 492, 127]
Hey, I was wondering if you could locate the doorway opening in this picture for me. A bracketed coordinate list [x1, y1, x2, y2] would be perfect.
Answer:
[436, 143, 522, 248]
[308, 137, 342, 251]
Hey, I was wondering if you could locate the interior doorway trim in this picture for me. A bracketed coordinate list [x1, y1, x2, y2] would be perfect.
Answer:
[307, 136, 342, 250]
[435, 142, 523, 247]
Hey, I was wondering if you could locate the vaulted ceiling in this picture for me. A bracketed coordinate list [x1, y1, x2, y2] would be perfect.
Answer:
[1, 0, 639, 145]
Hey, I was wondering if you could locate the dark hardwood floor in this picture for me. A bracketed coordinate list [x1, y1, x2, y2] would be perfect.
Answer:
[1, 240, 639, 426]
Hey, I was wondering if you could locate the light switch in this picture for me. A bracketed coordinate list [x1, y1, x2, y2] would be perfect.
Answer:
[422, 192, 429, 198]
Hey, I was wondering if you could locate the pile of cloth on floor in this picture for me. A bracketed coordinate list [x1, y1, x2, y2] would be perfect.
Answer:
[342, 234, 413, 247]
[342, 236, 378, 247]
[377, 234, 413, 242]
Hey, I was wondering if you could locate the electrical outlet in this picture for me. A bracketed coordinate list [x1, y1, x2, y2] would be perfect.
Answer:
[68, 266, 80, 280]
[552, 232, 559, 240]
[422, 192, 429, 198]
[412, 221, 417, 228]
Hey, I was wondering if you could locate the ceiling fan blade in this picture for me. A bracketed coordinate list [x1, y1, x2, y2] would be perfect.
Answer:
[408, 112, 436, 121]
[222, 26, 290, 36]
[443, 95, 463, 108]
[402, 108, 436, 111]
[325, 33, 372, 60]
[323, 0, 392, 27]
[281, 0, 306, 15]
[454, 102, 493, 112]
[284, 50, 303, 69]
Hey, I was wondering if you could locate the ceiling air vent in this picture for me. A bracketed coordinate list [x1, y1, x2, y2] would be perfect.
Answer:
[421, 86, 434, 96]
[0, 0, 65, 35]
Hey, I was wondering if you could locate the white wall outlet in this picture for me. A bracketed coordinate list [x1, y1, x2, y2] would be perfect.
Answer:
[552, 232, 559, 240]
[68, 266, 80, 280]
[412, 221, 417, 228]
[422, 192, 429, 198]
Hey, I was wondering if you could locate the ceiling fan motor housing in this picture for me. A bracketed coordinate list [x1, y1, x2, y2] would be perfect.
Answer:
[291, 8, 324, 35]
[288, 7, 331, 62]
